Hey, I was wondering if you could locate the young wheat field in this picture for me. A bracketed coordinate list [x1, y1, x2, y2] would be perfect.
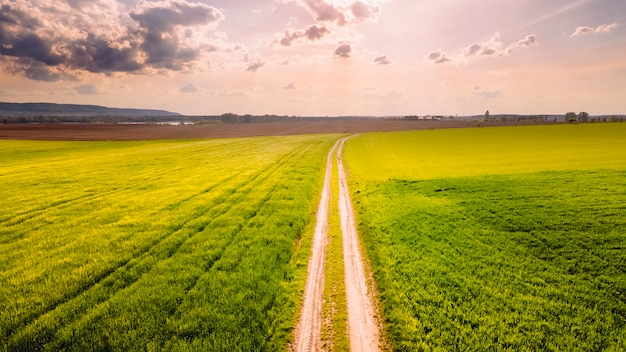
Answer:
[0, 135, 339, 351]
[344, 123, 626, 351]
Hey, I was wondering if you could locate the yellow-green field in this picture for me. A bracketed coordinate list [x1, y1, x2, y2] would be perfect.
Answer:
[344, 123, 626, 350]
[0, 135, 339, 351]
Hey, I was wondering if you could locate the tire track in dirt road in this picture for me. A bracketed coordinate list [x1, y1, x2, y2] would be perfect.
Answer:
[293, 138, 341, 352]
[337, 136, 381, 352]
[294, 135, 381, 352]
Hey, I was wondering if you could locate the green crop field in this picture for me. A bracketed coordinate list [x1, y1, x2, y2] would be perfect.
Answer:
[344, 124, 626, 351]
[0, 134, 339, 351]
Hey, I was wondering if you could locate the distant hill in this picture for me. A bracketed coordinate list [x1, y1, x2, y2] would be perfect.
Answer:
[0, 102, 180, 117]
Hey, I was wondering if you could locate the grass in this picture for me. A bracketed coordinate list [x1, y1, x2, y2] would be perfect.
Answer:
[0, 135, 340, 351]
[344, 123, 626, 351]
[321, 145, 349, 352]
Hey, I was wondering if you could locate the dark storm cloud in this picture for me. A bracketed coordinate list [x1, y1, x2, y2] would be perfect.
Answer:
[23, 63, 64, 82]
[130, 1, 222, 32]
[0, 32, 65, 66]
[130, 1, 223, 70]
[0, 1, 224, 81]
[70, 33, 143, 73]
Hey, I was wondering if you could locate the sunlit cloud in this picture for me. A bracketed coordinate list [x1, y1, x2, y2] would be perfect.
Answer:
[571, 23, 619, 37]
[0, 0, 226, 80]
[428, 33, 538, 65]
[293, 0, 381, 26]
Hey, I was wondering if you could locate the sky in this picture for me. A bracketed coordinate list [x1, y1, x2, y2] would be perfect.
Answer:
[1, 0, 625, 116]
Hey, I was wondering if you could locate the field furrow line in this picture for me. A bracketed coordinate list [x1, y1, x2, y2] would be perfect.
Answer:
[0, 170, 207, 236]
[293, 137, 341, 352]
[157, 144, 317, 326]
[0, 139, 258, 228]
[5, 141, 310, 347]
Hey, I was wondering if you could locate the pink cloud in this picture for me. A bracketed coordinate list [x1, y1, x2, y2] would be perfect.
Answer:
[571, 23, 619, 37]
[278, 25, 330, 46]
[429, 33, 537, 65]
[0, 0, 226, 80]
[373, 55, 391, 65]
[246, 60, 265, 72]
[425, 49, 451, 64]
[334, 43, 352, 58]
[294, 0, 380, 26]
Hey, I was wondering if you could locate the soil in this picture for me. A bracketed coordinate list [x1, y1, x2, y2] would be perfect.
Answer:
[295, 135, 383, 352]
[293, 138, 340, 352]
[0, 119, 542, 141]
[337, 136, 382, 352]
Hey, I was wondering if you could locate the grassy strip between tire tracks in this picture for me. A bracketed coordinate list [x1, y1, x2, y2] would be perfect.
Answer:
[320, 144, 349, 351]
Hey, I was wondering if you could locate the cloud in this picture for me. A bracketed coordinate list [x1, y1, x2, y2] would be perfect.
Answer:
[472, 86, 502, 99]
[294, 0, 380, 26]
[278, 25, 330, 46]
[180, 83, 199, 93]
[333, 43, 352, 58]
[283, 82, 297, 90]
[513, 34, 537, 48]
[462, 33, 508, 58]
[571, 26, 595, 37]
[428, 33, 538, 65]
[129, 0, 224, 70]
[571, 23, 619, 37]
[351, 1, 379, 22]
[596, 23, 619, 33]
[0, 0, 225, 81]
[373, 55, 391, 65]
[23, 64, 65, 82]
[246, 60, 265, 73]
[74, 84, 99, 95]
[425, 49, 451, 64]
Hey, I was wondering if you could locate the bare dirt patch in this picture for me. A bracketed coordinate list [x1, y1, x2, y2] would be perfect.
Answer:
[0, 119, 497, 141]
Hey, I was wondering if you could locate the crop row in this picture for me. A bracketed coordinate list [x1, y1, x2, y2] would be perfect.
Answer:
[1, 135, 339, 351]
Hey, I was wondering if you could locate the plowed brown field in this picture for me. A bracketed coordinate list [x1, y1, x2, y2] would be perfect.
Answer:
[0, 119, 529, 140]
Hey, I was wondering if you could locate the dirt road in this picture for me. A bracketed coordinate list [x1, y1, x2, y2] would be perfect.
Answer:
[337, 137, 381, 352]
[293, 138, 340, 351]
[294, 135, 381, 352]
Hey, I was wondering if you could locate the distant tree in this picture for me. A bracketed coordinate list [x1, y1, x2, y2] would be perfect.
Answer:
[565, 112, 578, 123]
[578, 112, 589, 123]
[483, 110, 490, 121]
